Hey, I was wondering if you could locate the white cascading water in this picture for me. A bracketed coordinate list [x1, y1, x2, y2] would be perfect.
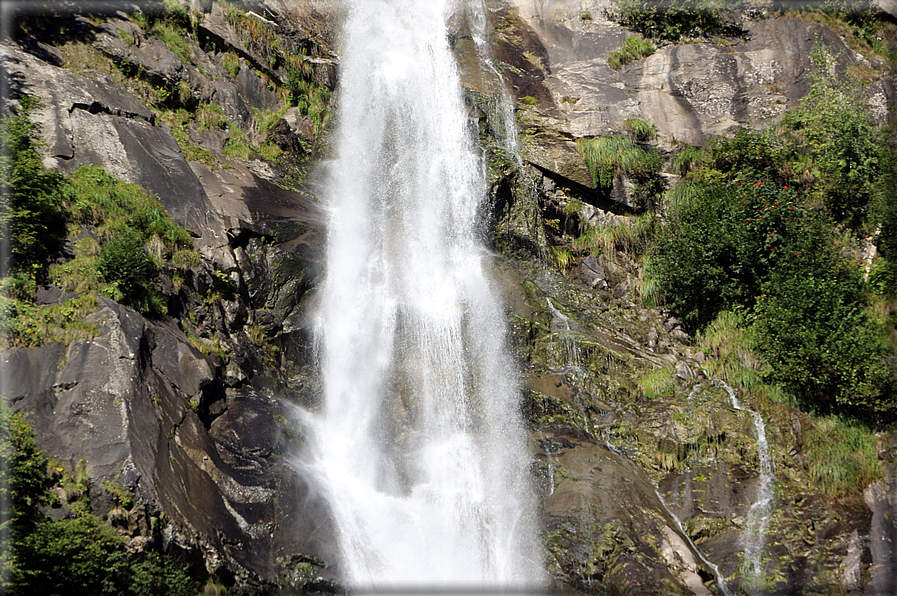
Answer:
[720, 381, 775, 593]
[311, 0, 543, 590]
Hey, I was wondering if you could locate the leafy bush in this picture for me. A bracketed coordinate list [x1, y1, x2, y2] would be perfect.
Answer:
[606, 0, 730, 41]
[781, 46, 884, 224]
[671, 144, 712, 177]
[221, 51, 241, 78]
[98, 230, 152, 306]
[753, 266, 891, 412]
[11, 515, 131, 595]
[607, 37, 655, 70]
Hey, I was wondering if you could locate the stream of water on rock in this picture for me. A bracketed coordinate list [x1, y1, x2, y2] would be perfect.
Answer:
[719, 380, 775, 594]
[310, 0, 543, 590]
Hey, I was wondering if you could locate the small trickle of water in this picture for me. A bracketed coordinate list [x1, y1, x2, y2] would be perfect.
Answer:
[545, 298, 585, 371]
[654, 490, 735, 596]
[718, 380, 775, 594]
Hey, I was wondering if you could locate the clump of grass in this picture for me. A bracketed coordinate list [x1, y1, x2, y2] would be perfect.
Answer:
[0, 292, 99, 348]
[804, 416, 881, 496]
[195, 103, 228, 131]
[223, 129, 254, 159]
[573, 213, 656, 255]
[221, 51, 241, 78]
[253, 106, 287, 135]
[671, 144, 712, 176]
[638, 366, 675, 399]
[552, 246, 574, 270]
[695, 311, 765, 390]
[153, 21, 194, 65]
[576, 136, 661, 189]
[607, 36, 655, 70]
[255, 141, 283, 162]
[623, 118, 657, 142]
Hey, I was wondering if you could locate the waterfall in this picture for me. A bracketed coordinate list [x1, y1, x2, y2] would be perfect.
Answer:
[310, 0, 543, 590]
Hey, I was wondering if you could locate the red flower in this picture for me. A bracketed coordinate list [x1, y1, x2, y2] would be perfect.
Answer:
[784, 185, 788, 189]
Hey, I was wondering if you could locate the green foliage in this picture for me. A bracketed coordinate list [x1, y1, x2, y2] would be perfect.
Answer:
[0, 411, 198, 594]
[650, 177, 833, 330]
[646, 45, 897, 415]
[804, 416, 882, 495]
[607, 37, 655, 70]
[0, 96, 69, 273]
[134, 0, 196, 66]
[11, 515, 130, 594]
[285, 65, 331, 136]
[574, 213, 657, 255]
[781, 47, 883, 223]
[98, 230, 153, 307]
[753, 266, 892, 412]
[696, 311, 764, 391]
[671, 144, 712, 177]
[0, 291, 99, 348]
[222, 138, 253, 160]
[576, 136, 662, 201]
[709, 128, 788, 180]
[68, 166, 190, 249]
[623, 118, 657, 142]
[128, 551, 194, 596]
[637, 367, 675, 399]
[607, 0, 730, 41]
[221, 51, 241, 78]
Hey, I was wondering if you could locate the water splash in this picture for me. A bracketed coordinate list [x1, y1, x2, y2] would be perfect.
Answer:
[309, 0, 543, 590]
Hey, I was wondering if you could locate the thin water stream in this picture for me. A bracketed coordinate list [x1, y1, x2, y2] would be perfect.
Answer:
[719, 381, 775, 593]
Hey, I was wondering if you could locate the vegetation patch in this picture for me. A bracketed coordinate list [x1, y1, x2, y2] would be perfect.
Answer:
[605, 0, 735, 41]
[804, 416, 882, 495]
[0, 410, 198, 594]
[643, 44, 897, 418]
[607, 37, 655, 70]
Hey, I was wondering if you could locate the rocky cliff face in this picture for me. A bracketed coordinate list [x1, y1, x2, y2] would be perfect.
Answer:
[3, 0, 897, 594]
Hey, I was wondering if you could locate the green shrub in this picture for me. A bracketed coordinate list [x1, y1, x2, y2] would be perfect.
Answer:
[221, 51, 241, 78]
[671, 144, 712, 177]
[0, 411, 199, 594]
[781, 51, 883, 224]
[0, 96, 68, 273]
[98, 230, 152, 305]
[607, 37, 655, 70]
[649, 177, 834, 331]
[638, 367, 675, 399]
[753, 265, 892, 413]
[11, 515, 131, 595]
[607, 0, 730, 40]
